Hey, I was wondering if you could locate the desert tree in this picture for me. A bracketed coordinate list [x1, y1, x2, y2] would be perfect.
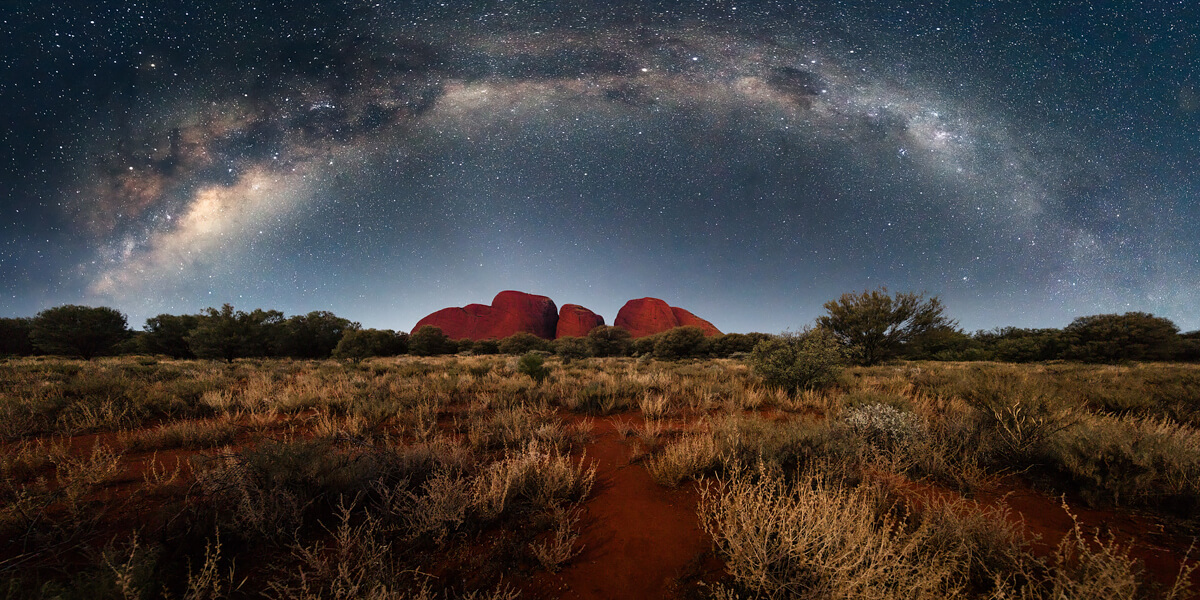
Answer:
[817, 287, 954, 365]
[498, 331, 552, 355]
[408, 325, 454, 356]
[275, 311, 356, 358]
[0, 317, 35, 356]
[187, 304, 284, 362]
[586, 325, 633, 357]
[553, 336, 591, 363]
[140, 313, 201, 358]
[1061, 312, 1179, 363]
[30, 305, 130, 359]
[653, 326, 708, 359]
[332, 328, 407, 361]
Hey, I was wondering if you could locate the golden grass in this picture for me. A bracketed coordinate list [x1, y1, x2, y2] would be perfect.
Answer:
[3, 355, 1200, 597]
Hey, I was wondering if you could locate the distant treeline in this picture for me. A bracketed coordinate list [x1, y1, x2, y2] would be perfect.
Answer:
[1, 303, 1197, 364]
[906, 312, 1200, 363]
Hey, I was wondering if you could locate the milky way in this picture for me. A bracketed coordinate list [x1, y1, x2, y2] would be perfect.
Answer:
[2, 1, 1198, 333]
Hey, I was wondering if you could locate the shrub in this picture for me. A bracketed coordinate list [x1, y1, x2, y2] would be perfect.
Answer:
[653, 326, 707, 359]
[710, 332, 771, 358]
[554, 337, 591, 363]
[473, 338, 501, 355]
[408, 325, 454, 356]
[749, 328, 847, 391]
[31, 305, 130, 359]
[632, 335, 658, 356]
[498, 332, 552, 355]
[333, 328, 407, 360]
[843, 403, 922, 452]
[699, 465, 967, 599]
[1062, 312, 1180, 363]
[0, 317, 35, 356]
[139, 314, 200, 358]
[187, 304, 284, 362]
[587, 325, 633, 357]
[275, 311, 356, 358]
[517, 352, 551, 383]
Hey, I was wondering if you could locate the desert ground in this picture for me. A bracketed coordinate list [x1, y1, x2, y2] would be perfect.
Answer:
[2, 355, 1199, 599]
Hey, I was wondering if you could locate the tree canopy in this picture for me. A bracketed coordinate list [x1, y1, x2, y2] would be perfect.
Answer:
[30, 305, 129, 359]
[186, 304, 284, 362]
[817, 288, 954, 365]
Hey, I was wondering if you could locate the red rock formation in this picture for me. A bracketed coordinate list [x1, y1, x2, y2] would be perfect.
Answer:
[671, 306, 721, 337]
[614, 298, 722, 338]
[412, 291, 558, 340]
[556, 304, 605, 338]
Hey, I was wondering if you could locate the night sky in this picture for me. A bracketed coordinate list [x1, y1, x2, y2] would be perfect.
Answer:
[2, 1, 1198, 334]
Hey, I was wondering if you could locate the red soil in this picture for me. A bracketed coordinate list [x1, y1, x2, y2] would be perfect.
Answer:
[883, 472, 1199, 592]
[523, 414, 719, 599]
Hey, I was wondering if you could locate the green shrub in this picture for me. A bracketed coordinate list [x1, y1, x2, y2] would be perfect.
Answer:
[554, 337, 591, 363]
[408, 325, 454, 356]
[31, 305, 130, 360]
[333, 329, 407, 361]
[652, 326, 707, 360]
[498, 332, 552, 355]
[517, 353, 551, 383]
[587, 325, 633, 357]
[749, 329, 847, 391]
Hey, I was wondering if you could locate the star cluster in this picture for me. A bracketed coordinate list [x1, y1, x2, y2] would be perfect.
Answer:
[2, 1, 1197, 333]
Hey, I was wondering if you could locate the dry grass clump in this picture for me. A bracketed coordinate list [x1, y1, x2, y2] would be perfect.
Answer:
[123, 417, 240, 451]
[646, 431, 719, 486]
[700, 465, 970, 599]
[1042, 414, 1200, 515]
[472, 439, 596, 519]
[700, 463, 1186, 600]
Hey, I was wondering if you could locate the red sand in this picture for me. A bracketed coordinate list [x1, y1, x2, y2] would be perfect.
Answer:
[524, 415, 717, 599]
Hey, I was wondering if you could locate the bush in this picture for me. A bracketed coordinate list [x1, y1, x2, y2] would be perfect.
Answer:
[553, 337, 591, 363]
[498, 332, 552, 355]
[187, 304, 284, 362]
[653, 326, 707, 359]
[139, 314, 200, 358]
[587, 325, 633, 357]
[710, 332, 771, 358]
[333, 329, 407, 361]
[517, 353, 551, 383]
[473, 338, 501, 355]
[0, 317, 35, 356]
[632, 334, 658, 356]
[750, 329, 847, 391]
[31, 305, 130, 359]
[274, 311, 356, 358]
[699, 466, 968, 599]
[408, 325, 454, 356]
[1062, 312, 1180, 363]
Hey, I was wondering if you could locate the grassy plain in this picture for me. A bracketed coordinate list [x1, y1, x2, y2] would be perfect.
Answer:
[1, 355, 1198, 599]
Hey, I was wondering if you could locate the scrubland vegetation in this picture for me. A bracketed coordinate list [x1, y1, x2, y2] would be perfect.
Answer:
[1, 352, 1198, 599]
[2, 289, 1199, 598]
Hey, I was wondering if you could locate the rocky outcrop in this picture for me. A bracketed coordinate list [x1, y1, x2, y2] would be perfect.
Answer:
[414, 292, 720, 340]
[555, 304, 605, 338]
[614, 298, 722, 338]
[412, 290, 558, 340]
[671, 307, 721, 337]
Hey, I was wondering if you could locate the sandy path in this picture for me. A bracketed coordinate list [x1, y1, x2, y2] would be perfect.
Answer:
[526, 415, 714, 599]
